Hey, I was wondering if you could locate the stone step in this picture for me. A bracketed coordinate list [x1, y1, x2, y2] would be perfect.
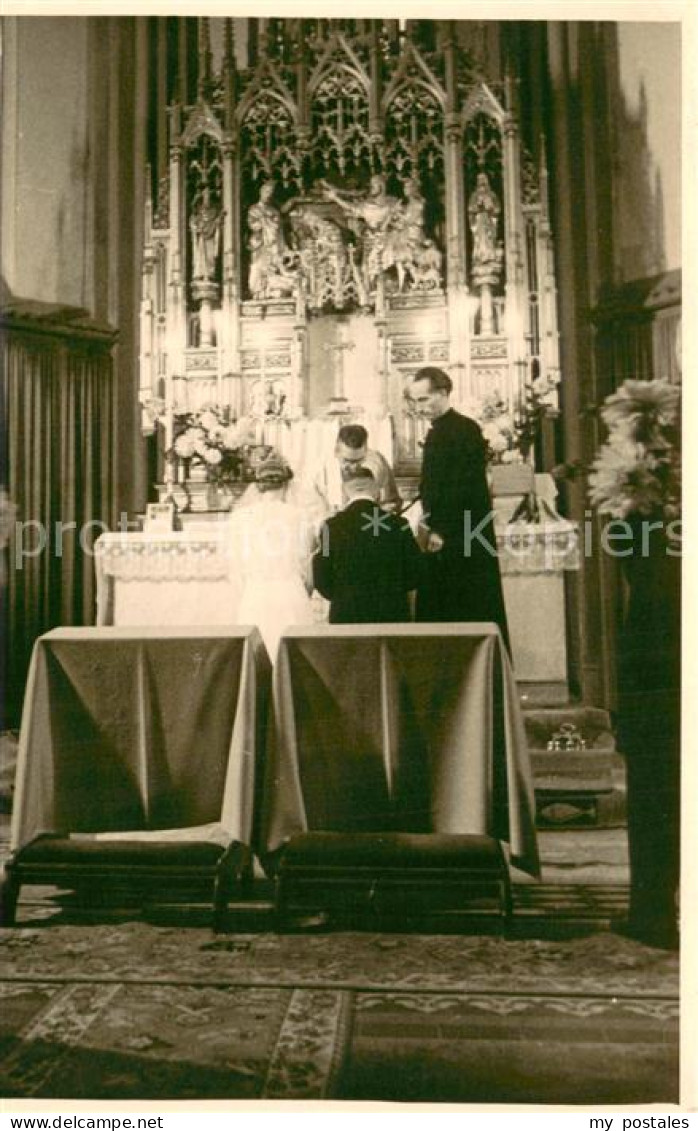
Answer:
[523, 705, 615, 751]
[530, 749, 623, 788]
[522, 704, 625, 829]
[535, 779, 627, 830]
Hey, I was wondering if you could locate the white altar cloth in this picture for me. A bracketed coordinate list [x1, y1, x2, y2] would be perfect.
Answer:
[95, 528, 329, 630]
[95, 529, 242, 628]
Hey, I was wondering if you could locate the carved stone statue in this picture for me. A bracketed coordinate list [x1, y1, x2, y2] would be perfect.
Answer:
[247, 183, 298, 300]
[411, 238, 443, 290]
[468, 171, 504, 334]
[388, 178, 442, 292]
[287, 204, 348, 311]
[248, 379, 268, 418]
[321, 175, 401, 297]
[468, 171, 503, 288]
[190, 188, 222, 282]
[317, 175, 442, 297]
[242, 175, 442, 311]
[248, 377, 287, 418]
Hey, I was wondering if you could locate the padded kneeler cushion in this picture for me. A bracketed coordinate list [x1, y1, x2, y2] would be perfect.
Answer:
[280, 831, 505, 868]
[1, 835, 247, 931]
[275, 832, 511, 920]
[12, 835, 226, 868]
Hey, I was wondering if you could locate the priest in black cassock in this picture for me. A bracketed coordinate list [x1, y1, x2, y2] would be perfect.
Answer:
[410, 366, 510, 648]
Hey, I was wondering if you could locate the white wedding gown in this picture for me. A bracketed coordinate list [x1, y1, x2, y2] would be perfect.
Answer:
[225, 489, 318, 659]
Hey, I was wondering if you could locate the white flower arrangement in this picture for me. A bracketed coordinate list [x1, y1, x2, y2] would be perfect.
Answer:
[140, 394, 305, 484]
[588, 379, 681, 521]
[478, 398, 519, 464]
[473, 372, 559, 466]
[167, 405, 247, 483]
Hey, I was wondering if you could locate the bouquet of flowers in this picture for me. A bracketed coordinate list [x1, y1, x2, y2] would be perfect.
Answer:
[514, 373, 559, 460]
[168, 406, 248, 483]
[587, 379, 681, 521]
[476, 372, 559, 465]
[478, 394, 519, 464]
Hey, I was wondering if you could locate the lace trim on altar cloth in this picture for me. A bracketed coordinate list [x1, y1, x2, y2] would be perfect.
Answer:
[497, 525, 580, 574]
[95, 539, 231, 581]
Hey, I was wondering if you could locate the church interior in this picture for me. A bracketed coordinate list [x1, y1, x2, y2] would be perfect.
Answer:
[0, 15, 684, 1107]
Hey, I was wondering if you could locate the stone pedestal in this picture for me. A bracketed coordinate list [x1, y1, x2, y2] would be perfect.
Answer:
[502, 567, 569, 704]
[494, 473, 579, 705]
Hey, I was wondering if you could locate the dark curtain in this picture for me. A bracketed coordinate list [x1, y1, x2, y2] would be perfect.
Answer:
[1, 319, 116, 727]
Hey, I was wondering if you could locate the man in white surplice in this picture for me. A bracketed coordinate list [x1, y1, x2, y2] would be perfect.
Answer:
[312, 423, 400, 514]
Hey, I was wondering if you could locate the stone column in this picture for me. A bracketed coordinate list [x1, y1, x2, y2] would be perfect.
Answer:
[501, 104, 527, 406]
[167, 105, 189, 415]
[138, 179, 156, 421]
[537, 135, 561, 393]
[545, 21, 611, 708]
[368, 20, 384, 171]
[221, 139, 241, 414]
[443, 26, 469, 404]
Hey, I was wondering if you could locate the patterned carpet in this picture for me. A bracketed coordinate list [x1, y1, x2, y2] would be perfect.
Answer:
[0, 981, 351, 1099]
[0, 922, 677, 997]
[341, 989, 678, 1104]
[0, 827, 680, 1103]
[0, 921, 679, 1103]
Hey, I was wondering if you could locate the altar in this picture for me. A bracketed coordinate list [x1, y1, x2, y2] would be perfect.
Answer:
[120, 19, 578, 700]
[94, 470, 578, 700]
[94, 526, 240, 628]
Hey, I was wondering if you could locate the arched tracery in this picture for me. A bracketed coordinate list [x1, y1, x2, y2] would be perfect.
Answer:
[138, 18, 560, 467]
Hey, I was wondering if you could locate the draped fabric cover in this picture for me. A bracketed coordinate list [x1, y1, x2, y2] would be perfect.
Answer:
[262, 625, 540, 877]
[10, 627, 271, 852]
[1, 321, 116, 725]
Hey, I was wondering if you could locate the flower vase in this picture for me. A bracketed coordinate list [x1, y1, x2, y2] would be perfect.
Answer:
[210, 483, 235, 511]
[188, 462, 209, 483]
[183, 462, 209, 512]
[155, 482, 189, 510]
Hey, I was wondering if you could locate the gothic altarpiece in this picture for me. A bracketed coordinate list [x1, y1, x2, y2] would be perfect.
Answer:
[77, 18, 582, 706]
[137, 19, 562, 492]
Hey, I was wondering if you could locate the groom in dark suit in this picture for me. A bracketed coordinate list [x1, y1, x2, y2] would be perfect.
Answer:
[313, 468, 422, 623]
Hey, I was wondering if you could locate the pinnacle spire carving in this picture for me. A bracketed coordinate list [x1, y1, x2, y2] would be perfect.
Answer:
[197, 17, 212, 100]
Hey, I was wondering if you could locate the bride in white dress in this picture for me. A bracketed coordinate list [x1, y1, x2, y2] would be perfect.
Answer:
[225, 454, 318, 658]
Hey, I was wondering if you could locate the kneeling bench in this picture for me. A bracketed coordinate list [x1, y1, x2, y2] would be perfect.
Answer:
[0, 835, 250, 931]
[275, 832, 512, 926]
